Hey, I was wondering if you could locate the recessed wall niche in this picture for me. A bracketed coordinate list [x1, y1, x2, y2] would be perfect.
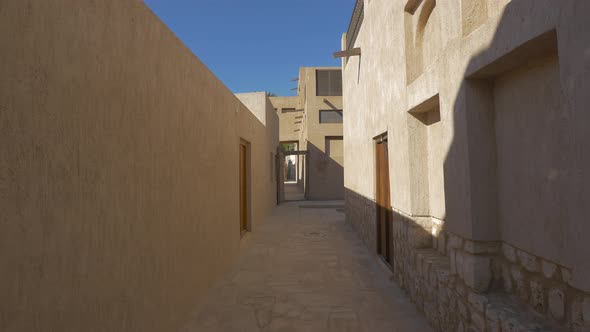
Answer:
[407, 95, 445, 220]
[404, 0, 439, 85]
[466, 30, 564, 263]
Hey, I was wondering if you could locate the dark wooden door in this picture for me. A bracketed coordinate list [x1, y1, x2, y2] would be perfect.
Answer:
[376, 137, 393, 266]
[239, 144, 248, 235]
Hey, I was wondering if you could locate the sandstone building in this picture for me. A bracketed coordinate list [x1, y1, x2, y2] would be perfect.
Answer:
[271, 67, 345, 201]
[0, 2, 278, 331]
[2, 0, 590, 331]
[341, 0, 590, 331]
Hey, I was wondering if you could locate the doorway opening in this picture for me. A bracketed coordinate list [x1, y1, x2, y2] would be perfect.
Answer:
[280, 141, 300, 183]
[279, 141, 308, 202]
[375, 133, 393, 268]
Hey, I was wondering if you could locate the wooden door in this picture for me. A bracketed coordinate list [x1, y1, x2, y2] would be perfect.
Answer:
[239, 143, 248, 235]
[375, 136, 393, 266]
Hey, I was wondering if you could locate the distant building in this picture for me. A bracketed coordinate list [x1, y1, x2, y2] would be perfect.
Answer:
[270, 67, 344, 201]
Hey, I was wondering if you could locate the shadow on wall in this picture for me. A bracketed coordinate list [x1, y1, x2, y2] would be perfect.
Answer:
[346, 1, 590, 330]
[307, 142, 344, 201]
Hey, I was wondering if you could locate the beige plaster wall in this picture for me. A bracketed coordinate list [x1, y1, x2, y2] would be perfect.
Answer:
[343, 0, 410, 212]
[493, 55, 565, 264]
[236, 92, 280, 226]
[343, 0, 590, 295]
[269, 96, 301, 143]
[0, 2, 277, 331]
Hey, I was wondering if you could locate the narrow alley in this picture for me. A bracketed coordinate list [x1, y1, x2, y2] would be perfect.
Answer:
[3, 1, 590, 331]
[182, 203, 433, 332]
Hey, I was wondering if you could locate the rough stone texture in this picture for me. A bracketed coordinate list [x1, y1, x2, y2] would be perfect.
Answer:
[486, 308, 501, 332]
[530, 279, 546, 313]
[571, 297, 585, 328]
[548, 288, 566, 320]
[385, 219, 590, 331]
[517, 250, 541, 273]
[542, 261, 558, 279]
[344, 189, 377, 254]
[185, 203, 434, 332]
[464, 240, 500, 255]
[502, 244, 517, 263]
[497, 248, 590, 330]
[408, 224, 434, 249]
[562, 268, 573, 284]
[387, 215, 559, 332]
[448, 233, 465, 250]
[437, 231, 447, 255]
[583, 295, 590, 323]
[468, 293, 488, 313]
[460, 253, 492, 293]
[511, 265, 529, 302]
[502, 265, 513, 293]
[471, 311, 485, 331]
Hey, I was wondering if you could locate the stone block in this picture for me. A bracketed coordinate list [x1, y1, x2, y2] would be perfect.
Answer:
[416, 253, 424, 274]
[426, 262, 435, 282]
[571, 296, 585, 326]
[438, 231, 446, 255]
[467, 292, 488, 313]
[561, 267, 572, 284]
[470, 311, 485, 331]
[460, 252, 492, 293]
[436, 266, 452, 286]
[429, 269, 438, 289]
[548, 287, 565, 320]
[511, 265, 528, 302]
[517, 250, 540, 273]
[408, 224, 432, 249]
[584, 295, 590, 323]
[500, 315, 520, 332]
[502, 243, 517, 263]
[448, 233, 464, 250]
[456, 249, 464, 271]
[457, 321, 465, 332]
[450, 250, 458, 274]
[491, 257, 502, 279]
[541, 260, 557, 279]
[486, 320, 501, 332]
[467, 324, 483, 332]
[438, 287, 450, 305]
[529, 279, 546, 313]
[456, 282, 468, 298]
[458, 300, 469, 319]
[502, 264, 513, 292]
[464, 240, 500, 255]
[485, 307, 501, 332]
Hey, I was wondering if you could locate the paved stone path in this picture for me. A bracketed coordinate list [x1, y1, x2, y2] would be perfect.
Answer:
[182, 202, 433, 332]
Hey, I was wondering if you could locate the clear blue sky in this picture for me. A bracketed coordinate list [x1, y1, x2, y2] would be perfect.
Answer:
[144, 0, 355, 96]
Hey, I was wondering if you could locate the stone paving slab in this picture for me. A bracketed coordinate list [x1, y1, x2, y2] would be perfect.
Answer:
[182, 202, 433, 332]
